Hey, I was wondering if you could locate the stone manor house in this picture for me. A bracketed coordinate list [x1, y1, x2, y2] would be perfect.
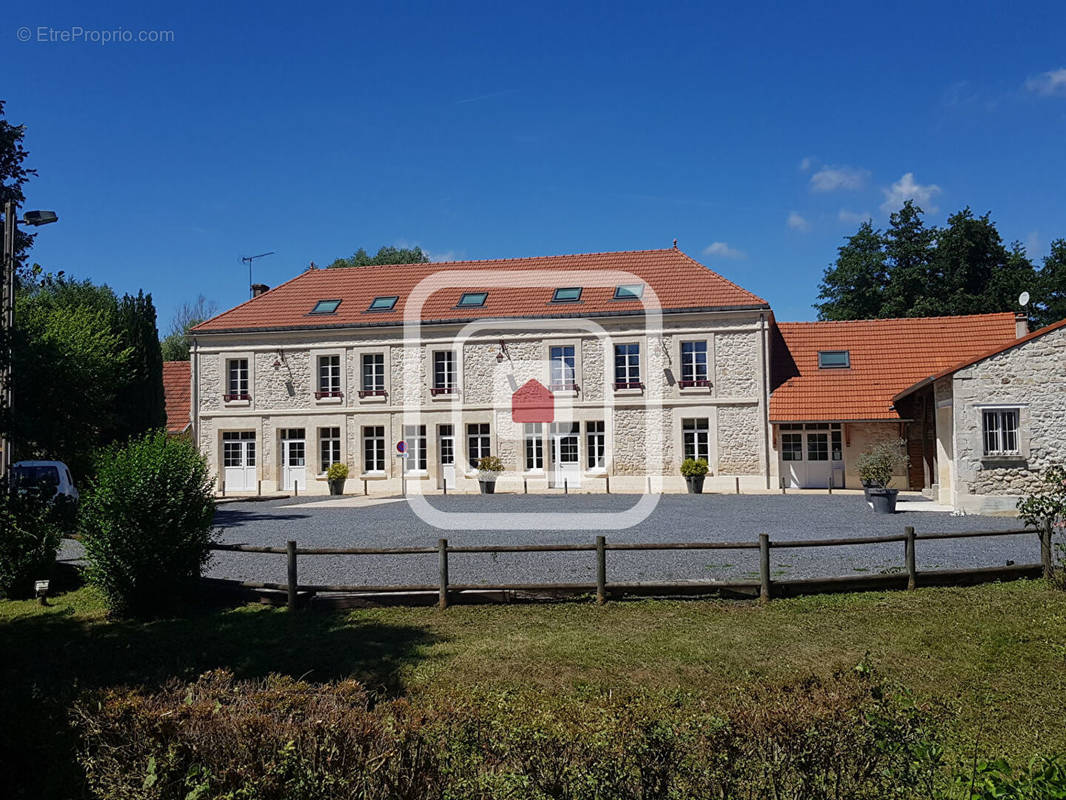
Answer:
[184, 246, 1066, 513]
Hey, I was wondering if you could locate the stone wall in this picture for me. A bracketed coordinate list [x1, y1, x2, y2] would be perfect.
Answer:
[717, 405, 761, 473]
[953, 324, 1066, 509]
[256, 351, 311, 409]
[714, 332, 760, 397]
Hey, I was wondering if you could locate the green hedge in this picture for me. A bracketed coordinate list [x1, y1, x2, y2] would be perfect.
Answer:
[79, 431, 216, 616]
[0, 486, 70, 598]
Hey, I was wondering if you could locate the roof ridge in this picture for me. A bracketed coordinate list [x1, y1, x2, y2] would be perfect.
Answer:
[191, 268, 314, 331]
[312, 247, 681, 273]
[675, 249, 768, 306]
[778, 311, 1015, 326]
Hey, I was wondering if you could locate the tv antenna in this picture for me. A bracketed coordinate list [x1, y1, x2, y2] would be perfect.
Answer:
[1019, 291, 1030, 308]
[241, 251, 275, 298]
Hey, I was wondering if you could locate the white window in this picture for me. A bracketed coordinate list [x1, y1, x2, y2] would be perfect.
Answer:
[404, 425, 427, 472]
[467, 423, 491, 469]
[614, 343, 641, 388]
[781, 432, 802, 461]
[680, 341, 708, 386]
[586, 421, 605, 469]
[319, 427, 341, 473]
[439, 424, 455, 465]
[524, 423, 543, 470]
[317, 355, 341, 398]
[983, 409, 1020, 456]
[226, 358, 249, 399]
[432, 351, 456, 395]
[549, 345, 576, 389]
[682, 418, 710, 462]
[363, 426, 385, 472]
[222, 431, 256, 466]
[361, 353, 385, 396]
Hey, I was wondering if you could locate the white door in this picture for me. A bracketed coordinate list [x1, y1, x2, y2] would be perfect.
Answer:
[803, 432, 831, 488]
[222, 432, 256, 491]
[281, 432, 306, 492]
[439, 427, 456, 489]
[552, 428, 581, 488]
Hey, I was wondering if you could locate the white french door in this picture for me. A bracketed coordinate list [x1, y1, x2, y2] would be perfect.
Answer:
[222, 431, 256, 491]
[551, 424, 581, 488]
[781, 425, 843, 489]
[281, 429, 306, 492]
[438, 425, 456, 489]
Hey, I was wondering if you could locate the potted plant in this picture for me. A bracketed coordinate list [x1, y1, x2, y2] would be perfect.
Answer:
[476, 456, 504, 494]
[326, 462, 349, 496]
[856, 441, 908, 513]
[680, 458, 709, 494]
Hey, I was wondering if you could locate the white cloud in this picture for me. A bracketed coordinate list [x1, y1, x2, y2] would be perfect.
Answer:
[1024, 68, 1066, 96]
[880, 172, 942, 214]
[702, 241, 746, 259]
[787, 212, 810, 232]
[426, 249, 460, 263]
[838, 209, 872, 224]
[798, 156, 815, 172]
[809, 165, 870, 193]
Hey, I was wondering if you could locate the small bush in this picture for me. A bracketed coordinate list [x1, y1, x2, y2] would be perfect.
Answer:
[326, 462, 349, 481]
[75, 667, 949, 800]
[680, 457, 709, 477]
[0, 485, 70, 598]
[476, 455, 504, 475]
[1018, 465, 1066, 589]
[857, 439, 909, 488]
[79, 431, 216, 616]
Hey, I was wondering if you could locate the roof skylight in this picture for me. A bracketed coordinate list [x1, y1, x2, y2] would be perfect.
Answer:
[457, 291, 488, 307]
[613, 284, 644, 300]
[367, 296, 398, 311]
[310, 299, 342, 314]
[817, 350, 850, 369]
[552, 287, 583, 302]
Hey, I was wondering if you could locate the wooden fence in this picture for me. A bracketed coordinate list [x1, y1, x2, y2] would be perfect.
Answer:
[205, 525, 1055, 610]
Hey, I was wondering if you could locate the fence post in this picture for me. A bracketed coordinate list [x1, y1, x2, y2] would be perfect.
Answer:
[286, 540, 297, 611]
[596, 535, 607, 605]
[443, 480, 447, 496]
[606, 473, 610, 494]
[905, 525, 917, 590]
[257, 479, 262, 497]
[293, 481, 298, 497]
[564, 479, 568, 495]
[438, 538, 449, 609]
[364, 478, 368, 496]
[735, 476, 740, 495]
[827, 484, 832, 495]
[1041, 524, 1054, 580]
[646, 475, 651, 494]
[759, 533, 771, 603]
[523, 477, 528, 494]
[220, 478, 225, 497]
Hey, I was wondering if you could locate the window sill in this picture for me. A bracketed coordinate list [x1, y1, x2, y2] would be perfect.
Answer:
[523, 468, 546, 476]
[980, 455, 1027, 466]
[678, 381, 712, 393]
[314, 395, 343, 405]
[360, 471, 388, 480]
[223, 398, 251, 408]
[358, 393, 388, 403]
[614, 387, 644, 397]
[403, 470, 430, 478]
[585, 468, 607, 476]
[430, 389, 459, 401]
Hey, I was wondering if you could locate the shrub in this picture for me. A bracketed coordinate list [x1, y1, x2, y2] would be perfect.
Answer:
[75, 667, 949, 800]
[476, 455, 504, 476]
[1017, 465, 1066, 589]
[326, 462, 349, 481]
[79, 431, 216, 616]
[949, 755, 1066, 799]
[0, 485, 70, 598]
[857, 439, 909, 488]
[680, 457, 709, 478]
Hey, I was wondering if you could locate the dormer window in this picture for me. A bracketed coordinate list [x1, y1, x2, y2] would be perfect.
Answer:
[457, 292, 488, 308]
[552, 287, 582, 303]
[818, 350, 850, 369]
[613, 284, 644, 300]
[310, 299, 341, 315]
[368, 296, 398, 311]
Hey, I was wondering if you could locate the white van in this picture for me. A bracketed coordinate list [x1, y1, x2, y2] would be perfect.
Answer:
[11, 460, 79, 502]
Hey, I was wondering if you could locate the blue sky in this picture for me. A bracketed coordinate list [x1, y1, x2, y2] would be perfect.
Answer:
[7, 0, 1066, 327]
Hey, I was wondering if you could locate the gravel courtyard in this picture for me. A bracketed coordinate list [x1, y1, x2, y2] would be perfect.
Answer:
[204, 493, 1037, 589]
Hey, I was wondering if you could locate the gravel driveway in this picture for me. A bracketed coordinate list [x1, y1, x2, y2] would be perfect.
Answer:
[204, 494, 1036, 589]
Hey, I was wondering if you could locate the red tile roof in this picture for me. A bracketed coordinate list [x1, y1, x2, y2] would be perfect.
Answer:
[770, 313, 1020, 422]
[893, 315, 1066, 401]
[162, 361, 191, 433]
[192, 248, 768, 333]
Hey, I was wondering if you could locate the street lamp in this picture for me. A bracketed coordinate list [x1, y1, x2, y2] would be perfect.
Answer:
[2, 200, 59, 476]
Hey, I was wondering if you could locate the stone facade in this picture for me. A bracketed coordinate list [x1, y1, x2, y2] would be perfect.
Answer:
[190, 310, 773, 495]
[948, 324, 1066, 513]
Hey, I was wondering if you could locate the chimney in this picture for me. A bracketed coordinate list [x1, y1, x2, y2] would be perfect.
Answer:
[251, 283, 269, 298]
[1015, 312, 1029, 338]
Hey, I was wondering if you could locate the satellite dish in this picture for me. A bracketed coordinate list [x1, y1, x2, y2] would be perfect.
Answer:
[1019, 291, 1030, 307]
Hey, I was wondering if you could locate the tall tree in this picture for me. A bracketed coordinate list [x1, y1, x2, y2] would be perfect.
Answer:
[814, 221, 888, 320]
[328, 245, 430, 268]
[880, 201, 938, 318]
[160, 294, 218, 361]
[0, 101, 37, 281]
[1034, 239, 1066, 329]
[114, 290, 166, 440]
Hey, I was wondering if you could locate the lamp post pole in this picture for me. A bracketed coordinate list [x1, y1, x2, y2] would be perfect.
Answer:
[1, 203, 58, 478]
[2, 201, 16, 478]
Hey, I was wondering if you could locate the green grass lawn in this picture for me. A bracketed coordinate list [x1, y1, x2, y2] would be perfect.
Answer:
[2, 577, 1065, 797]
